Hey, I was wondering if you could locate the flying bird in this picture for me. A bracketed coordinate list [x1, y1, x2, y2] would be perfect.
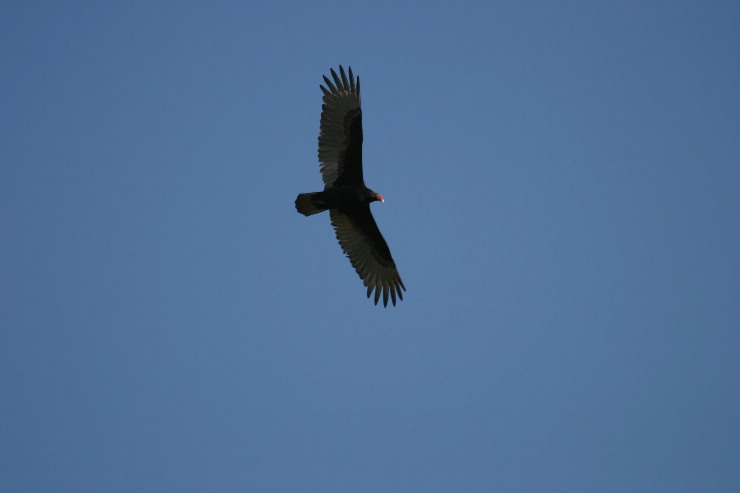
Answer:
[295, 66, 405, 307]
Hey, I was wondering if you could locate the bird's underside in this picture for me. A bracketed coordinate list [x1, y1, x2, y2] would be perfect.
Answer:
[294, 66, 405, 307]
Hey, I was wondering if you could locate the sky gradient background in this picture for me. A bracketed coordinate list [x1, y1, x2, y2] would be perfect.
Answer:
[2, 2, 739, 492]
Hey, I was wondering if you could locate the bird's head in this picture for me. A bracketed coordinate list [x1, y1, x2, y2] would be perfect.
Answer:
[364, 189, 384, 203]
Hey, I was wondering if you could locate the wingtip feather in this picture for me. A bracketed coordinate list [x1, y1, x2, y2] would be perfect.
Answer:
[323, 75, 337, 93]
[339, 66, 349, 90]
[330, 68, 341, 90]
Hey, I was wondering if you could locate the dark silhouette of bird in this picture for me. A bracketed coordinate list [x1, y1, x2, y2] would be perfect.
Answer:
[295, 66, 405, 307]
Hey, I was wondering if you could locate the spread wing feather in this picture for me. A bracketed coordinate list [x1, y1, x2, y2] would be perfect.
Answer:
[330, 208, 405, 307]
[318, 66, 363, 188]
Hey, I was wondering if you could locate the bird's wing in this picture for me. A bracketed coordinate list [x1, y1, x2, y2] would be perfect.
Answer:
[330, 208, 405, 306]
[318, 66, 363, 188]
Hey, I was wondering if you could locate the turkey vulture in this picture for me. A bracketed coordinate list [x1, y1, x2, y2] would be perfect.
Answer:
[295, 66, 405, 307]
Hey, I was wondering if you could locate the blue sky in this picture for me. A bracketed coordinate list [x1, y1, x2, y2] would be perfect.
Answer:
[2, 2, 739, 491]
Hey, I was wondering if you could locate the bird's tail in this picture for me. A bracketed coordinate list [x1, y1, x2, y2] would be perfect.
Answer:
[295, 192, 328, 216]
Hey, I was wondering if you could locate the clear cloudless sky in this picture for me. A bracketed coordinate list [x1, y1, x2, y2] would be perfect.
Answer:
[2, 2, 739, 492]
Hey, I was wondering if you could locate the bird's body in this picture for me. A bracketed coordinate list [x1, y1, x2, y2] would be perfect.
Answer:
[296, 186, 381, 216]
[295, 66, 405, 307]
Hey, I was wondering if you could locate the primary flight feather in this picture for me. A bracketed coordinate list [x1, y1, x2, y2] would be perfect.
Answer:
[295, 66, 405, 307]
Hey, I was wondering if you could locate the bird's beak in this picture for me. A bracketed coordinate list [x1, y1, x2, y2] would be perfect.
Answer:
[377, 194, 385, 203]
